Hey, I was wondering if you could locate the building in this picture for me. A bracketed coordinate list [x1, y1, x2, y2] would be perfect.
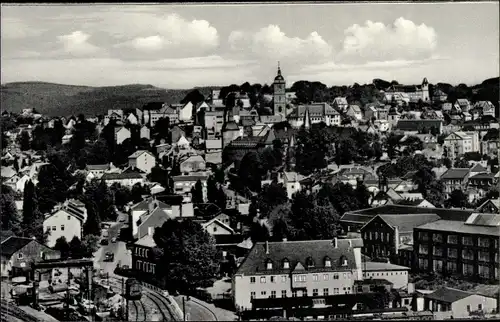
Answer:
[140, 125, 150, 139]
[1, 236, 58, 277]
[204, 110, 225, 139]
[360, 214, 441, 263]
[232, 238, 364, 311]
[172, 174, 209, 202]
[346, 105, 363, 121]
[476, 199, 499, 214]
[333, 97, 349, 112]
[384, 78, 430, 103]
[443, 131, 480, 160]
[423, 287, 498, 319]
[205, 139, 222, 165]
[283, 171, 303, 199]
[114, 126, 131, 145]
[393, 119, 442, 135]
[132, 232, 157, 277]
[413, 213, 500, 282]
[273, 63, 287, 119]
[129, 198, 172, 238]
[454, 99, 471, 113]
[180, 155, 206, 174]
[137, 102, 179, 126]
[101, 172, 144, 188]
[432, 89, 448, 103]
[472, 101, 496, 118]
[288, 103, 341, 127]
[128, 150, 156, 174]
[361, 262, 410, 289]
[85, 163, 116, 179]
[178, 102, 193, 123]
[440, 168, 471, 194]
[44, 206, 86, 248]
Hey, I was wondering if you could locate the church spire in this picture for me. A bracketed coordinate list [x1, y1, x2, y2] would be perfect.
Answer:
[303, 106, 311, 129]
[277, 61, 281, 76]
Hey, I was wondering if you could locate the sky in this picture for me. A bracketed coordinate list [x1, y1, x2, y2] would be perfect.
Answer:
[1, 3, 499, 89]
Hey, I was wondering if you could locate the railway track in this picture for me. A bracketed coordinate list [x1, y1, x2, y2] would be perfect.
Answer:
[145, 290, 177, 321]
[129, 299, 147, 321]
[0, 300, 40, 322]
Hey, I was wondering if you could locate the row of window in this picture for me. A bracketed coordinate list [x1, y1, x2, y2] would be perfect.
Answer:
[135, 247, 149, 258]
[419, 246, 498, 262]
[362, 271, 407, 278]
[419, 259, 499, 278]
[419, 233, 497, 248]
[363, 231, 391, 242]
[266, 257, 346, 270]
[250, 272, 351, 284]
[46, 225, 65, 232]
[250, 287, 351, 299]
[135, 260, 156, 274]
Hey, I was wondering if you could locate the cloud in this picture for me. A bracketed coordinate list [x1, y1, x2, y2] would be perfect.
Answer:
[228, 25, 333, 67]
[0, 17, 43, 39]
[114, 13, 219, 57]
[129, 55, 257, 70]
[338, 17, 438, 63]
[57, 31, 102, 57]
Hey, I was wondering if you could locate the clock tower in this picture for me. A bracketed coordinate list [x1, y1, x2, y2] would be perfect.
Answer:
[273, 62, 286, 119]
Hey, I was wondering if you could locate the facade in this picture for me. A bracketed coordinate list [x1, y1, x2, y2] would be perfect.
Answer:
[283, 171, 303, 199]
[333, 97, 349, 112]
[273, 64, 287, 119]
[1, 237, 58, 277]
[101, 172, 144, 188]
[132, 233, 157, 277]
[44, 208, 85, 248]
[414, 213, 500, 282]
[288, 103, 341, 127]
[114, 127, 131, 145]
[232, 238, 364, 311]
[180, 155, 206, 174]
[85, 163, 115, 179]
[140, 125, 150, 139]
[384, 78, 430, 103]
[204, 111, 225, 139]
[361, 262, 410, 289]
[179, 102, 193, 123]
[129, 198, 171, 237]
[440, 168, 471, 194]
[443, 131, 480, 160]
[346, 105, 363, 121]
[128, 150, 156, 174]
[172, 174, 208, 201]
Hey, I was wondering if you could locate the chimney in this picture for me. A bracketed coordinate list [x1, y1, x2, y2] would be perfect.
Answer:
[265, 241, 269, 255]
[407, 283, 415, 294]
[332, 238, 338, 248]
[282, 238, 287, 242]
[148, 227, 154, 236]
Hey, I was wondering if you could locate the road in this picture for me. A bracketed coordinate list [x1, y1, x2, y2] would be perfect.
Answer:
[93, 211, 132, 276]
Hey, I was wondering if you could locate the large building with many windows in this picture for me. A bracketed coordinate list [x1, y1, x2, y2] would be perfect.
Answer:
[232, 238, 364, 312]
[413, 213, 500, 282]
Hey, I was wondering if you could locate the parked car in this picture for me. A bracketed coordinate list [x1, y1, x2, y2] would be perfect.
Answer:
[101, 239, 109, 246]
[104, 252, 114, 262]
[111, 237, 117, 243]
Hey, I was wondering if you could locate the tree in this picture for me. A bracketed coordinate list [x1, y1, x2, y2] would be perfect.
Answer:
[69, 236, 85, 259]
[257, 182, 288, 217]
[149, 166, 169, 188]
[0, 185, 21, 235]
[153, 117, 170, 139]
[84, 180, 116, 221]
[153, 219, 219, 292]
[295, 127, 334, 175]
[238, 152, 263, 193]
[22, 180, 43, 235]
[131, 183, 149, 204]
[83, 201, 101, 236]
[206, 175, 218, 204]
[54, 236, 70, 259]
[190, 180, 204, 204]
[271, 216, 291, 242]
[82, 234, 100, 257]
[355, 180, 371, 209]
[250, 221, 270, 243]
[373, 141, 383, 161]
[110, 183, 132, 210]
[454, 158, 470, 168]
[18, 131, 31, 151]
[180, 89, 205, 106]
[37, 163, 71, 214]
[445, 190, 470, 209]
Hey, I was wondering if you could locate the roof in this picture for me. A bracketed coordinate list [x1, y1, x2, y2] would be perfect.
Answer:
[470, 163, 487, 173]
[228, 136, 263, 148]
[131, 199, 170, 211]
[236, 238, 363, 276]
[373, 214, 441, 233]
[283, 171, 304, 182]
[128, 150, 153, 159]
[205, 139, 222, 150]
[341, 205, 474, 226]
[424, 287, 477, 304]
[333, 97, 348, 105]
[182, 155, 205, 164]
[476, 199, 500, 211]
[172, 174, 209, 182]
[470, 172, 495, 180]
[395, 119, 442, 131]
[102, 172, 143, 180]
[1, 236, 38, 257]
[464, 213, 500, 226]
[202, 218, 235, 234]
[86, 164, 109, 171]
[1, 166, 16, 178]
[362, 261, 410, 271]
[222, 121, 239, 131]
[440, 168, 470, 180]
[135, 234, 156, 248]
[288, 103, 339, 118]
[177, 135, 190, 146]
[416, 219, 500, 236]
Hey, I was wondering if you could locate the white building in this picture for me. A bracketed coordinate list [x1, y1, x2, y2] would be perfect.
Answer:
[128, 150, 156, 174]
[44, 208, 85, 248]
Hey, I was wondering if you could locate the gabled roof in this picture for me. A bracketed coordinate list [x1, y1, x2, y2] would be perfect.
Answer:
[476, 198, 500, 211]
[1, 166, 16, 179]
[470, 163, 488, 173]
[135, 234, 156, 248]
[177, 135, 190, 146]
[205, 139, 222, 150]
[372, 214, 441, 233]
[131, 199, 170, 212]
[424, 287, 478, 304]
[102, 172, 143, 180]
[416, 219, 500, 236]
[45, 208, 85, 223]
[128, 150, 153, 159]
[362, 261, 410, 272]
[1, 236, 38, 256]
[236, 238, 363, 275]
[181, 155, 205, 164]
[202, 218, 235, 235]
[470, 172, 495, 180]
[86, 164, 110, 171]
[464, 213, 500, 227]
[440, 168, 470, 180]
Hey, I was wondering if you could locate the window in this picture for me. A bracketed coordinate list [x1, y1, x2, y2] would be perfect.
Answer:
[478, 304, 482, 311]
[323, 274, 329, 281]
[333, 274, 339, 280]
[213, 226, 217, 232]
[52, 226, 56, 231]
[313, 274, 318, 282]
[18, 253, 23, 259]
[302, 290, 307, 297]
[419, 245, 429, 255]
[292, 290, 297, 297]
[478, 265, 490, 278]
[300, 275, 306, 282]
[283, 259, 290, 269]
[447, 261, 457, 273]
[433, 260, 443, 273]
[323, 288, 329, 296]
[306, 257, 315, 268]
[334, 288, 339, 295]
[478, 251, 490, 262]
[478, 237, 490, 248]
[433, 246, 443, 256]
[369, 232, 373, 240]
[67, 215, 70, 220]
[375, 232, 379, 240]
[281, 290, 287, 298]
[432, 233, 443, 243]
[281, 275, 286, 283]
[270, 276, 275, 283]
[419, 258, 428, 270]
[250, 277, 256, 284]
[325, 259, 331, 267]
[357, 285, 363, 293]
[261, 291, 267, 296]
[293, 275, 299, 282]
[343, 273, 347, 278]
[419, 231, 429, 241]
[462, 236, 473, 246]
[271, 291, 276, 298]
[313, 289, 318, 297]
[462, 249, 474, 260]
[448, 248, 458, 258]
[266, 261, 273, 270]
[467, 305, 471, 312]
[61, 225, 65, 231]
[463, 263, 474, 276]
[46, 226, 51, 231]
[260, 277, 266, 283]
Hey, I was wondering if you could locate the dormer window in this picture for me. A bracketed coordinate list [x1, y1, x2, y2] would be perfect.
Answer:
[340, 256, 348, 266]
[283, 259, 290, 269]
[306, 257, 315, 268]
[324, 257, 331, 267]
[266, 259, 273, 270]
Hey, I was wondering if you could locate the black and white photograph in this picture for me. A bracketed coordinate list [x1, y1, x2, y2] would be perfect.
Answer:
[0, 2, 499, 321]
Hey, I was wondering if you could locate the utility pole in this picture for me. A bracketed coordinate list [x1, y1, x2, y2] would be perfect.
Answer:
[183, 296, 186, 321]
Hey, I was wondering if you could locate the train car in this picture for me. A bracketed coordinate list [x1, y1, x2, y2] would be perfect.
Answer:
[125, 278, 142, 300]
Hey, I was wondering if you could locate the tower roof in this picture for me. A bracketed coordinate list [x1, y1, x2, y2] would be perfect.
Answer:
[274, 62, 285, 82]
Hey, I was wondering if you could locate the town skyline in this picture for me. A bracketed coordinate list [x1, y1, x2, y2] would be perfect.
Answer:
[1, 3, 499, 89]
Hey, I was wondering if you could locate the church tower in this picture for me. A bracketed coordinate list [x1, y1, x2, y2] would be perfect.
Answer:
[273, 62, 287, 119]
[421, 77, 430, 102]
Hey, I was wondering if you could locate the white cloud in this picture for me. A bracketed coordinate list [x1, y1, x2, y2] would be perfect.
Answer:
[57, 31, 102, 56]
[228, 25, 333, 66]
[114, 13, 219, 57]
[0, 17, 43, 39]
[338, 17, 438, 63]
